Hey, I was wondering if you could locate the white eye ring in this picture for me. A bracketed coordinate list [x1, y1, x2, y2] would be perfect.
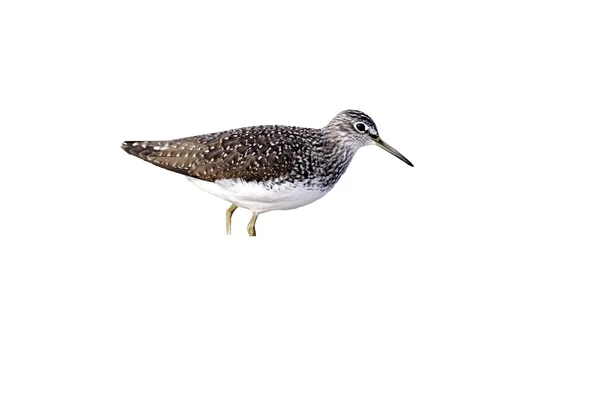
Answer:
[354, 122, 368, 133]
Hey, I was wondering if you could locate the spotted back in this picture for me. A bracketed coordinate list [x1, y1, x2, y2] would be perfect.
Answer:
[122, 125, 320, 182]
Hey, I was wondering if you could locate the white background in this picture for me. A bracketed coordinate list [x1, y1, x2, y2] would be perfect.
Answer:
[1, 0, 599, 399]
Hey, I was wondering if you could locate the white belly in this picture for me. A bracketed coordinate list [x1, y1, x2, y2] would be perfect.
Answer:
[187, 177, 330, 214]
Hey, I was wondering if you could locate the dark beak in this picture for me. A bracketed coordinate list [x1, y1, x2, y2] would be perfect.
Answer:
[373, 137, 414, 167]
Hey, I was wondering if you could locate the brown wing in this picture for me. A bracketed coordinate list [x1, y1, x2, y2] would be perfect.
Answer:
[121, 139, 204, 176]
[122, 126, 314, 182]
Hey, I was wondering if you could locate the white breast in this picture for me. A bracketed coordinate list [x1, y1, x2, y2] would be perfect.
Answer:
[188, 177, 330, 214]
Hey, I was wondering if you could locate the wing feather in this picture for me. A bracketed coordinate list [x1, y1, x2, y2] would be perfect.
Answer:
[122, 125, 318, 182]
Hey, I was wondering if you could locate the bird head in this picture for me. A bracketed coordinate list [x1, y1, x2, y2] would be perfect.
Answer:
[324, 110, 413, 167]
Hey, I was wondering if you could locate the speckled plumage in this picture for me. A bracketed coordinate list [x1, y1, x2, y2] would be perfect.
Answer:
[124, 126, 320, 182]
[122, 110, 413, 236]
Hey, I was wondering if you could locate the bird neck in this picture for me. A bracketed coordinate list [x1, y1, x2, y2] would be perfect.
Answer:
[317, 133, 361, 186]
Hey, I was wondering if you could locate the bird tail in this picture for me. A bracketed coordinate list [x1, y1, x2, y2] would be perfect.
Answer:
[121, 140, 196, 177]
[121, 141, 165, 159]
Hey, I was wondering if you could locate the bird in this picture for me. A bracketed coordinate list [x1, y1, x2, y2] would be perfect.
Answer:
[121, 110, 413, 236]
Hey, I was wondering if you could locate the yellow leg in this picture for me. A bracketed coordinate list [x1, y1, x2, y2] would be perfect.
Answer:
[247, 213, 258, 237]
[225, 204, 238, 235]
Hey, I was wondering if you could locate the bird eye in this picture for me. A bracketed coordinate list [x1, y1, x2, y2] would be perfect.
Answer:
[354, 122, 367, 132]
